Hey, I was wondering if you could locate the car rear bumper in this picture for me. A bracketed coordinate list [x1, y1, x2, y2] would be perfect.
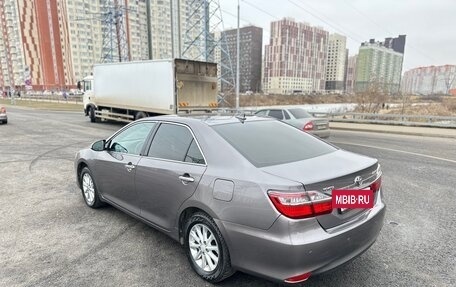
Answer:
[217, 191, 385, 283]
[311, 129, 330, 138]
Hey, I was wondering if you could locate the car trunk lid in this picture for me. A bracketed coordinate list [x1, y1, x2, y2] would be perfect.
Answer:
[261, 150, 380, 229]
[311, 118, 329, 131]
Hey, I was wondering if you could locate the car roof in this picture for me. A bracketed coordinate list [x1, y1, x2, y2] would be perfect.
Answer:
[257, 107, 306, 111]
[137, 114, 274, 126]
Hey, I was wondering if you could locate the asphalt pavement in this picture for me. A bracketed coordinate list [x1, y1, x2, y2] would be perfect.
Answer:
[0, 107, 455, 287]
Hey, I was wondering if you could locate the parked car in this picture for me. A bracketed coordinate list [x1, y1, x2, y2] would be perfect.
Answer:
[0, 106, 7, 124]
[255, 107, 330, 138]
[74, 115, 385, 284]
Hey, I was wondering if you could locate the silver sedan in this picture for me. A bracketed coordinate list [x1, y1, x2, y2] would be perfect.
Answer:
[255, 107, 330, 138]
[74, 115, 384, 284]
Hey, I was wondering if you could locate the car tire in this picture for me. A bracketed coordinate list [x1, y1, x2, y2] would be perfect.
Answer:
[184, 212, 234, 283]
[88, 106, 96, 123]
[135, 111, 148, 120]
[79, 167, 104, 208]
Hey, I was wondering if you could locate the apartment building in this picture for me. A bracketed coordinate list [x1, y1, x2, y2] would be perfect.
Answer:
[263, 18, 328, 94]
[0, 0, 26, 89]
[0, 0, 205, 89]
[402, 65, 456, 95]
[384, 35, 406, 54]
[355, 40, 404, 94]
[345, 55, 357, 94]
[219, 26, 262, 92]
[325, 33, 347, 93]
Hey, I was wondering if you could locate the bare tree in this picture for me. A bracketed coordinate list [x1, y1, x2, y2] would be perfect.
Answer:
[431, 69, 437, 95]
[355, 80, 388, 113]
[400, 92, 412, 115]
[444, 67, 456, 95]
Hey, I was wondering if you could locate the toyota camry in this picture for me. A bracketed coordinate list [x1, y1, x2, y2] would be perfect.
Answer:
[74, 115, 385, 284]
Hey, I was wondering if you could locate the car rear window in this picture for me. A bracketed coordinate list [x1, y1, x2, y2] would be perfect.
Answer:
[212, 120, 337, 167]
[289, 108, 312, 119]
[268, 109, 284, 120]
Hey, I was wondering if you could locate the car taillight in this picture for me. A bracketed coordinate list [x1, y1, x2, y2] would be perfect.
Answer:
[370, 176, 382, 193]
[268, 190, 332, 219]
[285, 272, 312, 283]
[303, 122, 314, 131]
[0, 107, 5, 113]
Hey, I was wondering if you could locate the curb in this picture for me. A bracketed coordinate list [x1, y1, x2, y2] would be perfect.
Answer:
[1, 102, 82, 113]
[331, 127, 456, 139]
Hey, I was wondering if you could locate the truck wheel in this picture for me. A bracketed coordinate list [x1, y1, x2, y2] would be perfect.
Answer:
[135, 111, 148, 120]
[88, 106, 96, 123]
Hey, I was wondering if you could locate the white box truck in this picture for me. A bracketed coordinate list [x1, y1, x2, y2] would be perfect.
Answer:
[79, 59, 218, 123]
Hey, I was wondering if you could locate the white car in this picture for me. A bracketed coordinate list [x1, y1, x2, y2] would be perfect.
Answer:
[255, 107, 330, 138]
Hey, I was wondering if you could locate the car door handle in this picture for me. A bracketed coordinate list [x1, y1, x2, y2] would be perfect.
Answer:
[125, 162, 136, 172]
[179, 174, 195, 184]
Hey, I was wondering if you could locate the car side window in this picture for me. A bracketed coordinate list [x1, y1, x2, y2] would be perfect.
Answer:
[268, 109, 284, 120]
[109, 122, 156, 155]
[148, 123, 203, 163]
[185, 139, 205, 164]
[283, 110, 291, 120]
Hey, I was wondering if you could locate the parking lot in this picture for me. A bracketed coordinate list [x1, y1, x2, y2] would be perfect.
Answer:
[1, 107, 455, 287]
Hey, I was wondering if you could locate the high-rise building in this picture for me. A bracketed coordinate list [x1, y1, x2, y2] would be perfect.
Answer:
[383, 35, 406, 54]
[263, 18, 328, 94]
[220, 26, 262, 93]
[150, 0, 191, 59]
[0, 0, 75, 90]
[402, 65, 456, 95]
[345, 55, 357, 94]
[25, 0, 74, 89]
[0, 0, 205, 89]
[66, 0, 103, 81]
[355, 37, 405, 94]
[325, 33, 347, 93]
[67, 0, 152, 80]
[0, 0, 27, 89]
[126, 0, 149, 61]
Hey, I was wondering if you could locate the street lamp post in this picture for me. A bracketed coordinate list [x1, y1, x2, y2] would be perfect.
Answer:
[235, 0, 240, 110]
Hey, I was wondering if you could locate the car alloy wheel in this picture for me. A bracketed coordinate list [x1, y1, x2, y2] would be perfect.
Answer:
[79, 167, 104, 208]
[189, 223, 220, 272]
[82, 173, 95, 206]
[184, 212, 234, 283]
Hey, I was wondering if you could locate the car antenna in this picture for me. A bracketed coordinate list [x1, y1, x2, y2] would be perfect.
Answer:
[235, 113, 247, 124]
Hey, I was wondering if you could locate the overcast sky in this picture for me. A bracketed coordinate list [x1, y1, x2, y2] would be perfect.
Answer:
[219, 0, 456, 72]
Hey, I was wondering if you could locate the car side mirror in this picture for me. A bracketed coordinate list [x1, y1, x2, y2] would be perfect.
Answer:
[91, 139, 106, 151]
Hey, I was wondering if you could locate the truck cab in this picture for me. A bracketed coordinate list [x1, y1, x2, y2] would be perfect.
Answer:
[78, 75, 95, 117]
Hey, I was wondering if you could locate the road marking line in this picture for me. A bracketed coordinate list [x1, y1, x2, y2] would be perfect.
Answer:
[332, 141, 456, 164]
